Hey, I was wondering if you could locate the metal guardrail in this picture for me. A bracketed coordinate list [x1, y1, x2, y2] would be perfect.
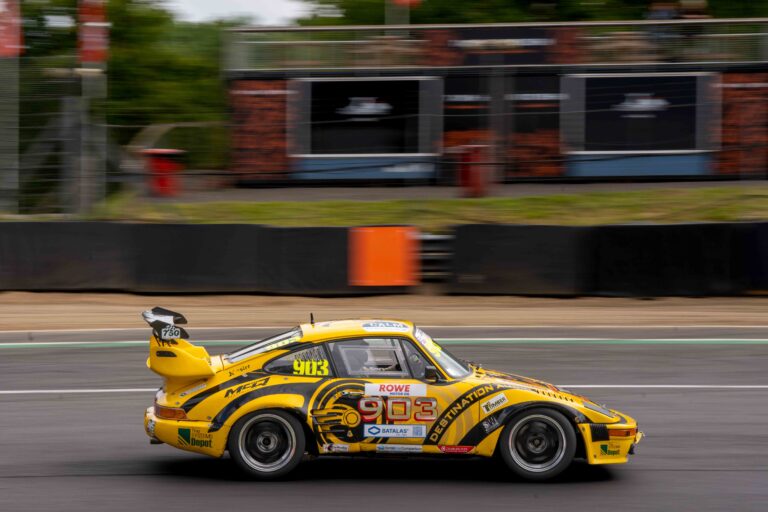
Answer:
[420, 233, 453, 282]
[225, 18, 768, 71]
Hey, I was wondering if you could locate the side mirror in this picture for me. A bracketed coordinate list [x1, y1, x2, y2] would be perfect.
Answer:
[424, 365, 441, 383]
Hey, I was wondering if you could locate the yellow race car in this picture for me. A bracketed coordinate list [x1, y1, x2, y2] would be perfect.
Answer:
[142, 307, 642, 481]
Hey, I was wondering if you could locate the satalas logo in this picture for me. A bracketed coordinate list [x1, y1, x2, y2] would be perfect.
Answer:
[600, 444, 620, 456]
[178, 428, 213, 448]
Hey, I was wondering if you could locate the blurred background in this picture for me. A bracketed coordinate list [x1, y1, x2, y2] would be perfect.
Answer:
[3, 0, 768, 218]
[2, 3, 768, 511]
[2, 0, 768, 295]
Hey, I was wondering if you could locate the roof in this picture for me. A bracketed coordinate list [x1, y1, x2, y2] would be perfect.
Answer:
[298, 319, 415, 343]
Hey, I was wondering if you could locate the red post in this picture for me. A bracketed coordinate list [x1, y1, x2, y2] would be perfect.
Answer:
[459, 145, 489, 198]
[142, 149, 185, 197]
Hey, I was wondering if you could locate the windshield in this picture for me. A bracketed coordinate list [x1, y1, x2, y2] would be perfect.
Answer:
[226, 328, 302, 363]
[414, 328, 471, 379]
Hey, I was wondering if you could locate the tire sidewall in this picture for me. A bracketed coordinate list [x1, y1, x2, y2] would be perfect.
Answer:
[227, 409, 306, 480]
[498, 407, 577, 481]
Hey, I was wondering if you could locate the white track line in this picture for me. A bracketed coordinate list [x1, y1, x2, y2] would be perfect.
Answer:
[0, 388, 157, 395]
[0, 325, 767, 334]
[2, 384, 767, 395]
[3, 337, 768, 349]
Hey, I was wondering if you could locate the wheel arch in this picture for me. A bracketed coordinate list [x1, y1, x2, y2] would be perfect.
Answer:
[496, 402, 587, 459]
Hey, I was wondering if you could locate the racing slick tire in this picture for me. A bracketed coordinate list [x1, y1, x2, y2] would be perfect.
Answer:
[228, 409, 306, 479]
[498, 408, 577, 481]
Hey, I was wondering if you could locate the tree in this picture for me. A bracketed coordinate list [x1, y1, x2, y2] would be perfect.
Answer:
[298, 0, 768, 25]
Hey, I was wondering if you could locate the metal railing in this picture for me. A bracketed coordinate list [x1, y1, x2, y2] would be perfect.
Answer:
[225, 18, 768, 71]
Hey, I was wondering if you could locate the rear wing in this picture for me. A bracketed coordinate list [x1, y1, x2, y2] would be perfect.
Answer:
[142, 307, 214, 386]
[142, 306, 190, 342]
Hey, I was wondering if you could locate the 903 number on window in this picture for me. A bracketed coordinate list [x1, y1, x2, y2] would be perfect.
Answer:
[293, 359, 329, 376]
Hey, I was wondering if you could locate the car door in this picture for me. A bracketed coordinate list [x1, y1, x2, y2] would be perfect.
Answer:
[324, 337, 475, 454]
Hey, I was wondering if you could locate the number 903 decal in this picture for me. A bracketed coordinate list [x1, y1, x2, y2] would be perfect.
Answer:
[293, 359, 330, 376]
[358, 397, 438, 422]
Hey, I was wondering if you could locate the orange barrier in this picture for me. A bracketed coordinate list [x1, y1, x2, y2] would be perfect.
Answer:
[349, 227, 419, 287]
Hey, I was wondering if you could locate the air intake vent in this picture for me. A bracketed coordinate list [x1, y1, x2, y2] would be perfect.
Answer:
[590, 424, 610, 442]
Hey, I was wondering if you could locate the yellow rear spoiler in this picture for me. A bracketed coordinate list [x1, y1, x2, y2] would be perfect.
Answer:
[143, 307, 215, 389]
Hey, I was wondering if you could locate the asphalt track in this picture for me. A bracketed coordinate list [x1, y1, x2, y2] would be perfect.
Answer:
[1, 326, 767, 511]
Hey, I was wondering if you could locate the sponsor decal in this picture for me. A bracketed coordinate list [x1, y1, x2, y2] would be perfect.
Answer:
[228, 364, 251, 377]
[262, 335, 301, 353]
[322, 443, 350, 453]
[427, 384, 499, 444]
[364, 424, 426, 438]
[365, 383, 426, 397]
[438, 445, 474, 454]
[146, 419, 156, 437]
[600, 443, 621, 456]
[481, 416, 500, 434]
[414, 329, 442, 357]
[177, 428, 213, 449]
[480, 393, 509, 416]
[224, 376, 270, 399]
[179, 382, 206, 397]
[376, 444, 422, 454]
[361, 321, 410, 333]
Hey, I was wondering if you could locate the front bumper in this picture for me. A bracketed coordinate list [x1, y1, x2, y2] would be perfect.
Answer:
[144, 406, 226, 458]
[578, 416, 643, 465]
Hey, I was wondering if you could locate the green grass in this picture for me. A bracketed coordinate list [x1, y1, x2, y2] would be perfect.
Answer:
[88, 186, 768, 232]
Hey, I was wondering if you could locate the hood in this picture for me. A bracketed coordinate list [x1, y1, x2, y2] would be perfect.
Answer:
[472, 367, 620, 423]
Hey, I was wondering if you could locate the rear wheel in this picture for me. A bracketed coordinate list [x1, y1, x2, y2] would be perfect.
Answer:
[498, 408, 576, 481]
[228, 410, 306, 479]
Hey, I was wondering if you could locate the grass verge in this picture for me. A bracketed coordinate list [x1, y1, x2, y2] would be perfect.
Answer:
[89, 186, 768, 232]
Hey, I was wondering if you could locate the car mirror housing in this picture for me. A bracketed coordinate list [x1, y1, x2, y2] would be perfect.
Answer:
[424, 365, 441, 383]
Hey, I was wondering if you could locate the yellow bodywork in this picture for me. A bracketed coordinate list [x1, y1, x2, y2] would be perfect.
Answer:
[144, 319, 641, 464]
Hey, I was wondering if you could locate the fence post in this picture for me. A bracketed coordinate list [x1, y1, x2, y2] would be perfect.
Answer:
[61, 97, 83, 213]
[0, 56, 19, 213]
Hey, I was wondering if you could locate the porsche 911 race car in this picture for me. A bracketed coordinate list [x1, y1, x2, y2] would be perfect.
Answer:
[143, 307, 642, 480]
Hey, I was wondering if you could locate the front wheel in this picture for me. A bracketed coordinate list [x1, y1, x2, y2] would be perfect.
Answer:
[228, 410, 306, 479]
[498, 408, 577, 481]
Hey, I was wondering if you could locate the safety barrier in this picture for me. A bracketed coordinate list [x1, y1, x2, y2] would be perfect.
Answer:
[1, 221, 767, 296]
[450, 224, 594, 296]
[0, 223, 417, 295]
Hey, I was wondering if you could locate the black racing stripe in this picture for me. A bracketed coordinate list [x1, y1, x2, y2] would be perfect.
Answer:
[424, 383, 502, 445]
[458, 403, 531, 446]
[181, 372, 269, 413]
[208, 381, 323, 433]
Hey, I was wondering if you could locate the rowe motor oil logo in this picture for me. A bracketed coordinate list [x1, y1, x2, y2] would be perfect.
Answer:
[364, 383, 426, 397]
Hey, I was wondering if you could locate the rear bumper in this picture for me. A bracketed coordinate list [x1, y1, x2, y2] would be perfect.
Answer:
[144, 406, 226, 457]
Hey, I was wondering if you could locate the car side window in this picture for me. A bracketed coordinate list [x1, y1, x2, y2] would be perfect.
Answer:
[264, 345, 332, 377]
[329, 338, 410, 378]
[400, 340, 429, 380]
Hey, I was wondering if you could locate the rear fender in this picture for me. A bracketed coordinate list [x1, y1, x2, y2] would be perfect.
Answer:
[221, 394, 308, 438]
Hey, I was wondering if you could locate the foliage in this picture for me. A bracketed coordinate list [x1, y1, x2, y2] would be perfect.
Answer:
[89, 186, 768, 232]
[299, 0, 768, 25]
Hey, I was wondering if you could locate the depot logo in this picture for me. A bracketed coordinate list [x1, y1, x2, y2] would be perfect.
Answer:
[365, 383, 426, 397]
[177, 428, 213, 448]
